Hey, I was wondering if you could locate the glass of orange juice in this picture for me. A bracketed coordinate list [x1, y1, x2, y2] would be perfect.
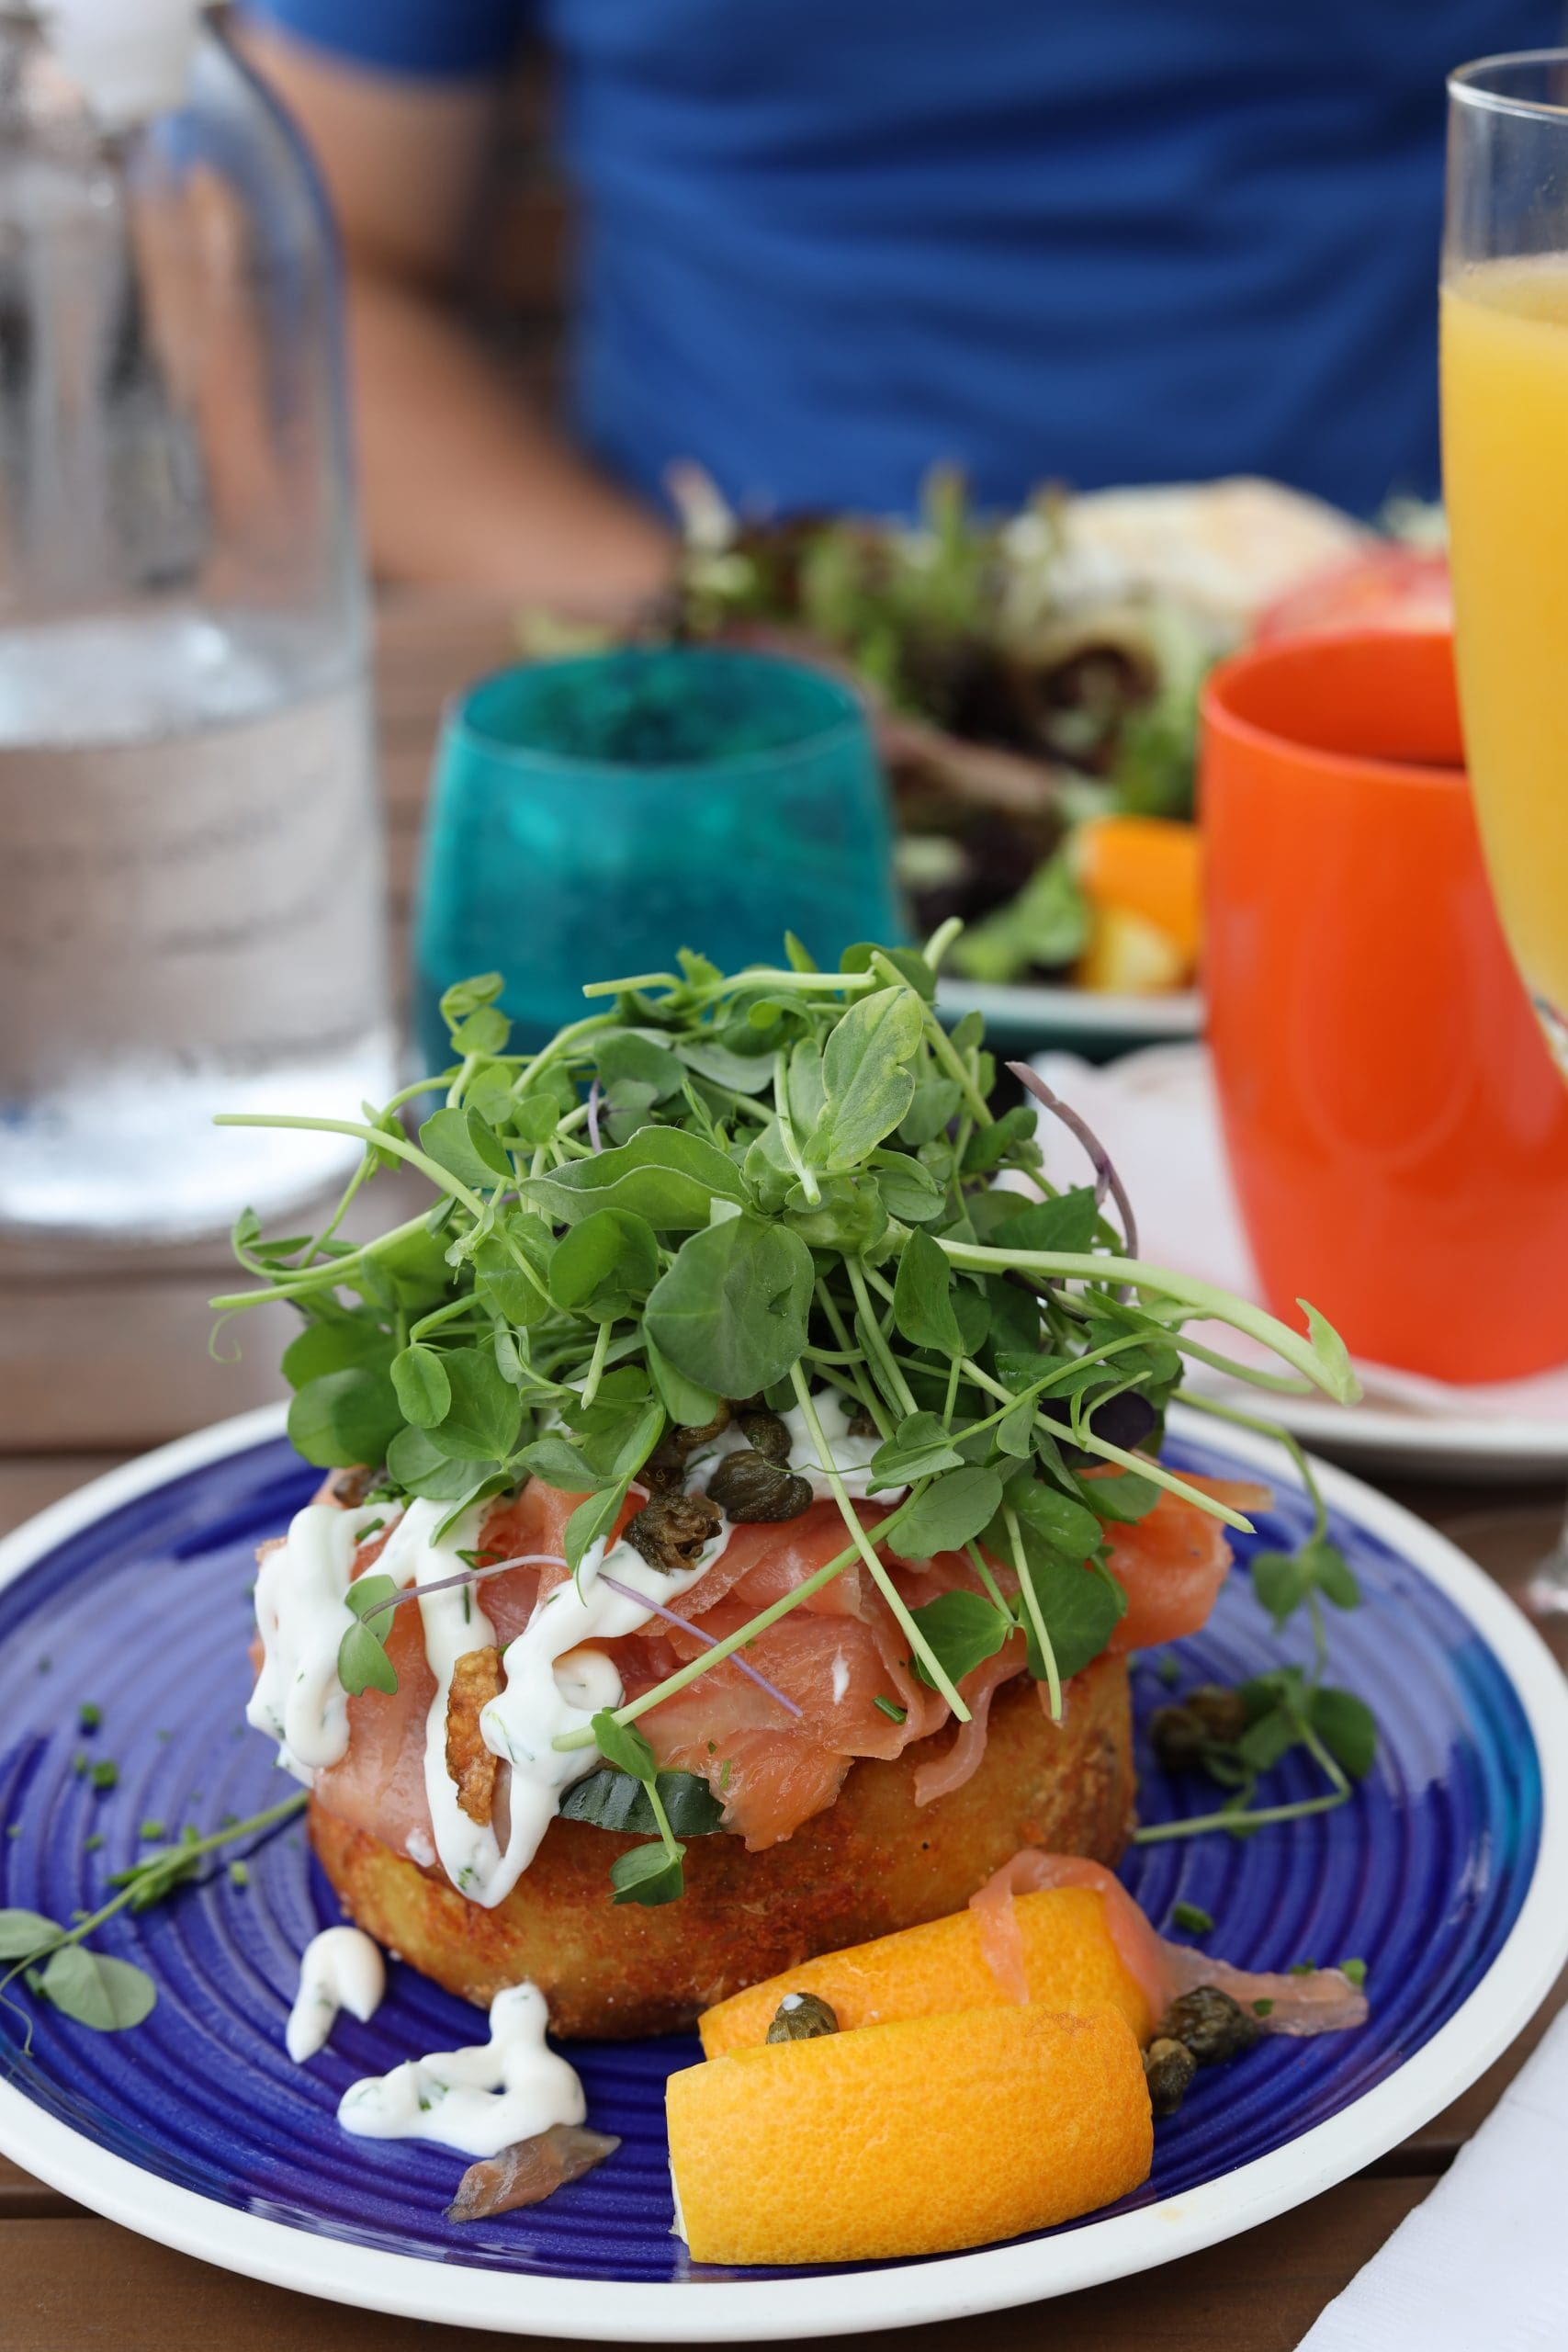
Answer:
[1443, 51, 1568, 1648]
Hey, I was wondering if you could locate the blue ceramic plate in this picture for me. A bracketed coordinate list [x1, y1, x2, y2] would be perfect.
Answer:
[0, 1405, 1564, 2341]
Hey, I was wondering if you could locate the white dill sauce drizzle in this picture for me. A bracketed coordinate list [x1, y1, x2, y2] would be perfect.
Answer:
[286, 1925, 386, 2062]
[247, 1500, 393, 1777]
[247, 1393, 893, 1911]
[336, 1982, 584, 2157]
[474, 1512, 731, 1902]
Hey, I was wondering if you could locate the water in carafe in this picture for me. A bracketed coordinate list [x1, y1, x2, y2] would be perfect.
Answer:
[0, 5, 394, 1238]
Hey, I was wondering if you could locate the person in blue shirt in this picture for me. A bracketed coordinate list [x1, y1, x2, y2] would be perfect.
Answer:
[243, 1, 1558, 615]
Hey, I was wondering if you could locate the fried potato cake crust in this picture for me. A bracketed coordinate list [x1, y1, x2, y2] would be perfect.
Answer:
[309, 1653, 1134, 2039]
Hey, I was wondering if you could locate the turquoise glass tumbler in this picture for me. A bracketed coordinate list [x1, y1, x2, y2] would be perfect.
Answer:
[413, 646, 907, 1058]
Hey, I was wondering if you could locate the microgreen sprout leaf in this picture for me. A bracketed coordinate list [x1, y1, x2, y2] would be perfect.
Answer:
[592, 1709, 657, 1782]
[391, 1344, 452, 1428]
[907, 1589, 1012, 1690]
[607, 1841, 687, 1906]
[0, 1909, 63, 1961]
[37, 1945, 156, 2031]
[337, 1611, 400, 1699]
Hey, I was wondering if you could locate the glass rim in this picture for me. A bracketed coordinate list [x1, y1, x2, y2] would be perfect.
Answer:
[1449, 49, 1568, 124]
[444, 644, 871, 782]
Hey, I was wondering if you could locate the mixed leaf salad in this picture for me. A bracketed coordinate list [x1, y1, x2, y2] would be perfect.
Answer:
[525, 469, 1391, 992]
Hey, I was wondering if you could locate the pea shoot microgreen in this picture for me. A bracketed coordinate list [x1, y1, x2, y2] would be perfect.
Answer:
[214, 931, 1370, 1903]
[0, 1793, 306, 2047]
[1135, 1391, 1376, 1844]
[590, 1710, 688, 1904]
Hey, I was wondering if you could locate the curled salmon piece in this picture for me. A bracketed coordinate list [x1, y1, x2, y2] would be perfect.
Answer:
[912, 1634, 1028, 1807]
[970, 1850, 1368, 2036]
[1102, 1476, 1269, 1653]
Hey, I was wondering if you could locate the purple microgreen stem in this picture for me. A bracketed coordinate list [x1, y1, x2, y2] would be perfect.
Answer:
[596, 1573, 803, 1718]
[1008, 1060, 1139, 1262]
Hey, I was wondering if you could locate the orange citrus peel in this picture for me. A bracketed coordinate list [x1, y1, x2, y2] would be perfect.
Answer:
[667, 2002, 1153, 2266]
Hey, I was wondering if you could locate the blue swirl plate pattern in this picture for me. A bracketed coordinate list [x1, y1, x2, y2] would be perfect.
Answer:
[0, 1405, 1565, 2341]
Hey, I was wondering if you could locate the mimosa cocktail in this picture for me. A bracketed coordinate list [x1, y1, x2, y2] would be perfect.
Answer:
[1442, 261, 1568, 1065]
[1444, 51, 1568, 1654]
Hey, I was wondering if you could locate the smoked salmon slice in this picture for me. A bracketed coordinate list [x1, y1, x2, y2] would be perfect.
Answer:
[308, 1472, 1249, 1862]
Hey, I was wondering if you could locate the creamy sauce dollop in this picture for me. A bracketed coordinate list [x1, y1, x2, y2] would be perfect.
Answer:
[287, 1925, 386, 2062]
[336, 1982, 584, 2158]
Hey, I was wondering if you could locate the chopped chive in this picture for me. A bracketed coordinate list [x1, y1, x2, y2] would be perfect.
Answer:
[83, 1833, 104, 1853]
[5, 1824, 20, 1839]
[72, 1751, 87, 1778]
[1339, 1957, 1367, 1987]
[227, 1860, 251, 1890]
[1252, 1997, 1274, 2017]
[89, 1761, 118, 1792]
[1289, 1960, 1317, 1976]
[1171, 1900, 1213, 1935]
[1156, 1655, 1180, 1688]
[139, 1819, 166, 1842]
[78, 1702, 102, 1732]
[873, 1695, 908, 1724]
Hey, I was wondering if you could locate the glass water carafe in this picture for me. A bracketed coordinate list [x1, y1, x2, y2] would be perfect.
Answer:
[0, 5, 393, 1238]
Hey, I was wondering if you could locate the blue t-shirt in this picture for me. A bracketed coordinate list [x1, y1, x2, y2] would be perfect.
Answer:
[252, 0, 1559, 520]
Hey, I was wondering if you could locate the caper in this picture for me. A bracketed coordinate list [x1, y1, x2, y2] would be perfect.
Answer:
[706, 1449, 814, 1523]
[1186, 1683, 1250, 1744]
[1143, 2035, 1198, 2118]
[736, 1408, 791, 1465]
[1148, 1703, 1209, 1773]
[622, 1489, 723, 1573]
[641, 1404, 734, 1491]
[1156, 1984, 1260, 2065]
[766, 1992, 839, 2043]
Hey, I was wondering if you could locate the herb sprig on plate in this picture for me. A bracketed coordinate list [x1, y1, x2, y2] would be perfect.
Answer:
[211, 928, 1364, 1892]
[0, 1793, 306, 2046]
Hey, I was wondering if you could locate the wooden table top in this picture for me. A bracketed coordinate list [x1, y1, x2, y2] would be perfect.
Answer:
[1, 594, 1562, 2352]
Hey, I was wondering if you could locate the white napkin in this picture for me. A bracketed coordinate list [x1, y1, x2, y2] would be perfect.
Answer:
[1026, 1045, 1568, 1425]
[1296, 2006, 1568, 2352]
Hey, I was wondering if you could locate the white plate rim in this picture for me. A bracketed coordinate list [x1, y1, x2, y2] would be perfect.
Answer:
[935, 977, 1201, 1040]
[1197, 1385, 1568, 1476]
[0, 1399, 1564, 2343]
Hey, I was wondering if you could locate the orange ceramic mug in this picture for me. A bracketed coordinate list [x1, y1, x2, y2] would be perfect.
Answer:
[1201, 628, 1568, 1383]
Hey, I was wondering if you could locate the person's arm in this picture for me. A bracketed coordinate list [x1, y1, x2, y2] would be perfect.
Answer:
[242, 24, 674, 615]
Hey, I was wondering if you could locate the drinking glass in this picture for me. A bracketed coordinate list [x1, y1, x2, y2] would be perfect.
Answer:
[412, 646, 906, 1067]
[1201, 628, 1568, 1381]
[1443, 51, 1568, 1650]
